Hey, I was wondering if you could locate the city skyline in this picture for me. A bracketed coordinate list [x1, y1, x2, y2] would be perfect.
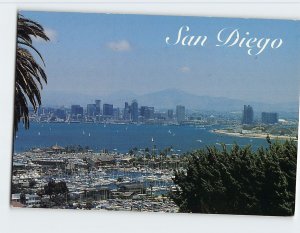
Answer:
[21, 11, 300, 106]
[37, 88, 298, 113]
[34, 98, 285, 124]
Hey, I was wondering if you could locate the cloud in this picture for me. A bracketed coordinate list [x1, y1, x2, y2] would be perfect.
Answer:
[107, 40, 131, 52]
[179, 66, 191, 73]
[32, 28, 57, 43]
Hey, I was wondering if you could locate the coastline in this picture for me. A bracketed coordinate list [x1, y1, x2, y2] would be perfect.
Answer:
[211, 129, 297, 140]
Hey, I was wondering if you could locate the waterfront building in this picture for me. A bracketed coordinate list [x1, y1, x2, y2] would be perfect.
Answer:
[176, 105, 185, 123]
[242, 105, 254, 124]
[119, 183, 146, 194]
[113, 108, 120, 120]
[154, 112, 166, 120]
[87, 104, 96, 117]
[71, 105, 83, 119]
[95, 100, 101, 115]
[123, 102, 130, 120]
[262, 112, 278, 124]
[37, 106, 56, 116]
[103, 104, 113, 116]
[140, 106, 154, 120]
[131, 100, 139, 122]
[147, 107, 155, 119]
[167, 109, 173, 120]
[140, 106, 147, 118]
[55, 108, 66, 120]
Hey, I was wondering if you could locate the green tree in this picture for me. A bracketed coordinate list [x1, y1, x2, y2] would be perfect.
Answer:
[44, 179, 69, 204]
[171, 139, 297, 216]
[85, 200, 94, 210]
[20, 192, 26, 205]
[29, 179, 37, 188]
[15, 14, 49, 133]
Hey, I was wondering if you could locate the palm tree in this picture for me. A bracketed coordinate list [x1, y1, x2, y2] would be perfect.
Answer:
[14, 13, 49, 133]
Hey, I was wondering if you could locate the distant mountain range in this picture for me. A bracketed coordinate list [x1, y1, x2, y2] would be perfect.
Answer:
[42, 88, 298, 112]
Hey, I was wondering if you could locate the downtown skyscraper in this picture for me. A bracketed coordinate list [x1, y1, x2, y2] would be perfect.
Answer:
[131, 100, 139, 122]
[242, 105, 254, 124]
[176, 105, 185, 123]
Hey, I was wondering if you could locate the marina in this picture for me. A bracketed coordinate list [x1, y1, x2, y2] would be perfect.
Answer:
[11, 147, 182, 212]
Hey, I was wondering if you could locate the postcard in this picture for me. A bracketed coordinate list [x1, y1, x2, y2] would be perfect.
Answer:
[11, 11, 299, 216]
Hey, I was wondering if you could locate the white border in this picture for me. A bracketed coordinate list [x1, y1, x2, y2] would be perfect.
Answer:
[0, 1, 300, 233]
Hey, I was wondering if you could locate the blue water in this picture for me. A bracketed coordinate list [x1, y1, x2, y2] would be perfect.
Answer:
[14, 123, 269, 153]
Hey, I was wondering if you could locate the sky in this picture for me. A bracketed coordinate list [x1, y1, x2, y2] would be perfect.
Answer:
[21, 11, 300, 105]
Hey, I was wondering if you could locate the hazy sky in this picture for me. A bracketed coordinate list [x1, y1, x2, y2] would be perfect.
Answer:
[22, 11, 300, 104]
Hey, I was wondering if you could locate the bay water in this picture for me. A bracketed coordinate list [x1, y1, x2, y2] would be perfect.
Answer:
[14, 123, 270, 154]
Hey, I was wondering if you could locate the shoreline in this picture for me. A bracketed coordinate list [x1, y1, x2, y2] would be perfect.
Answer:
[211, 129, 297, 140]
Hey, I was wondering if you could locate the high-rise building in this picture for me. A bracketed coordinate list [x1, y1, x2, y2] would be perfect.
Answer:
[242, 105, 254, 124]
[147, 107, 154, 120]
[71, 105, 83, 116]
[131, 100, 139, 122]
[140, 106, 154, 120]
[113, 108, 120, 120]
[95, 100, 101, 115]
[123, 102, 130, 120]
[176, 105, 185, 123]
[103, 104, 113, 116]
[262, 112, 278, 124]
[140, 106, 147, 118]
[87, 104, 96, 117]
[167, 109, 173, 120]
[55, 108, 66, 120]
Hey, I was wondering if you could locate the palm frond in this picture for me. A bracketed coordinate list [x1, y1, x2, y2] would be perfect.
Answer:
[14, 13, 49, 133]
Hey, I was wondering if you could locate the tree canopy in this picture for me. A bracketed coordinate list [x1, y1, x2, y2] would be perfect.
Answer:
[171, 139, 297, 216]
[44, 179, 69, 199]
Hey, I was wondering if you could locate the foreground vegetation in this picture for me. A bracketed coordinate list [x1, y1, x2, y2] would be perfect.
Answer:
[15, 14, 49, 133]
[171, 138, 297, 216]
